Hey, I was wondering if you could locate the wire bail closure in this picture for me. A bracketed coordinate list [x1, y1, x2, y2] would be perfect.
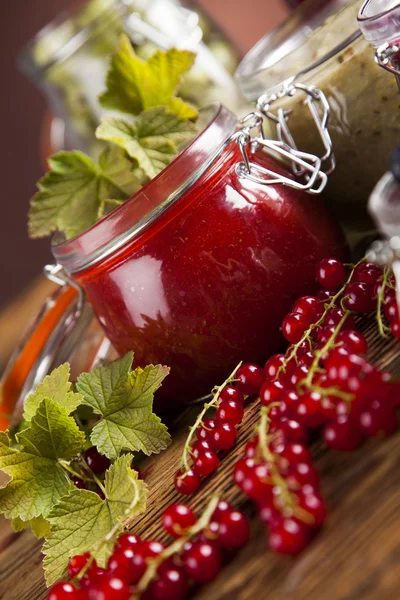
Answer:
[234, 83, 334, 194]
[375, 41, 400, 87]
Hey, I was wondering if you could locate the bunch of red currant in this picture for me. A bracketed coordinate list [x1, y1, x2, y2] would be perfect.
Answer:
[231, 257, 399, 555]
[47, 498, 249, 600]
[174, 362, 265, 496]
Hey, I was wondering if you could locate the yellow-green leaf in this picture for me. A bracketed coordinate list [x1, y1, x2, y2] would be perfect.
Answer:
[76, 353, 171, 460]
[24, 363, 82, 422]
[99, 34, 197, 119]
[96, 107, 196, 178]
[43, 454, 147, 585]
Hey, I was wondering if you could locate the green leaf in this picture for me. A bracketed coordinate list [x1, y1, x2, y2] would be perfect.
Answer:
[43, 454, 147, 585]
[11, 515, 51, 539]
[76, 353, 171, 460]
[28, 146, 141, 239]
[99, 34, 197, 119]
[0, 400, 85, 521]
[96, 107, 196, 179]
[24, 364, 82, 422]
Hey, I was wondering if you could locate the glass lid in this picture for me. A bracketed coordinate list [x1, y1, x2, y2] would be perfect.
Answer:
[235, 0, 362, 100]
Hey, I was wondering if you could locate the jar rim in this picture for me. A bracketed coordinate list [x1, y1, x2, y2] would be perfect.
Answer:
[235, 0, 361, 100]
[52, 103, 238, 274]
[358, 1, 400, 47]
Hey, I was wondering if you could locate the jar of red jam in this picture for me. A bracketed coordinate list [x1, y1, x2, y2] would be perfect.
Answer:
[52, 104, 346, 402]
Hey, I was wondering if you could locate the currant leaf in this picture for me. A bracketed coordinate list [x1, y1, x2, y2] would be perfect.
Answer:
[24, 363, 82, 422]
[76, 353, 171, 460]
[43, 454, 147, 585]
[28, 146, 141, 239]
[96, 107, 196, 179]
[0, 400, 85, 521]
[99, 34, 197, 119]
[11, 515, 51, 539]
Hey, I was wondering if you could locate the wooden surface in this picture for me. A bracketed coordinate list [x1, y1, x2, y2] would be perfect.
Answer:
[0, 303, 400, 599]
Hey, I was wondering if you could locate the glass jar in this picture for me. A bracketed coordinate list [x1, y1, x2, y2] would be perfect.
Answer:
[19, 0, 241, 154]
[52, 104, 346, 402]
[235, 0, 400, 236]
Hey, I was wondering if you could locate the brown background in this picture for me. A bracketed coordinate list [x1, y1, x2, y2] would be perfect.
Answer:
[0, 0, 288, 309]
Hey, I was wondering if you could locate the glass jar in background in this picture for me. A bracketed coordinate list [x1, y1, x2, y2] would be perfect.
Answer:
[235, 0, 400, 238]
[52, 104, 346, 402]
[19, 0, 242, 155]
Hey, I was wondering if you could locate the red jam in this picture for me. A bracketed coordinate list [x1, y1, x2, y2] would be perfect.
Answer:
[54, 106, 346, 401]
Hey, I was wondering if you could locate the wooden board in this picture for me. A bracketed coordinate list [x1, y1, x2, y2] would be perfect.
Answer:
[0, 311, 399, 600]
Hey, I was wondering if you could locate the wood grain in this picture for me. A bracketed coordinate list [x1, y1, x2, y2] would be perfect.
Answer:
[0, 312, 399, 600]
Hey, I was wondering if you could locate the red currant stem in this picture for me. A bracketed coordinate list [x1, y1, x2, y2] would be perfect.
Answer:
[74, 474, 143, 582]
[79, 455, 107, 496]
[376, 267, 392, 338]
[133, 496, 220, 597]
[180, 362, 243, 472]
[303, 312, 350, 389]
[310, 385, 353, 403]
[277, 258, 366, 378]
[58, 460, 93, 484]
[257, 409, 296, 514]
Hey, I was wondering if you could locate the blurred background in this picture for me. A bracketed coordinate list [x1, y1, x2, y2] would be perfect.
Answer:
[0, 0, 289, 310]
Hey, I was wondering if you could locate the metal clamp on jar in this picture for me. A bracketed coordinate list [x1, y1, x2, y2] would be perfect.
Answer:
[358, 0, 400, 87]
[235, 0, 400, 237]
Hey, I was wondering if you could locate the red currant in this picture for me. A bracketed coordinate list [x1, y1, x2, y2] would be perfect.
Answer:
[353, 262, 382, 282]
[216, 399, 244, 425]
[276, 442, 312, 464]
[174, 469, 201, 495]
[298, 491, 326, 528]
[182, 541, 222, 583]
[197, 417, 217, 443]
[317, 288, 333, 302]
[148, 565, 188, 600]
[162, 504, 197, 538]
[244, 437, 259, 458]
[392, 321, 400, 339]
[282, 312, 310, 343]
[107, 548, 146, 584]
[268, 518, 311, 555]
[138, 540, 165, 559]
[316, 258, 345, 290]
[260, 379, 285, 406]
[83, 447, 111, 474]
[342, 281, 376, 313]
[218, 510, 250, 549]
[264, 354, 286, 379]
[279, 419, 308, 443]
[385, 299, 399, 323]
[80, 567, 107, 591]
[236, 363, 265, 395]
[293, 391, 325, 428]
[240, 462, 273, 502]
[212, 422, 237, 450]
[194, 450, 220, 477]
[298, 351, 315, 368]
[89, 576, 130, 600]
[47, 582, 81, 600]
[68, 553, 94, 578]
[359, 399, 398, 437]
[191, 439, 215, 457]
[323, 415, 363, 451]
[336, 330, 368, 354]
[115, 532, 141, 551]
[293, 296, 323, 323]
[218, 385, 244, 405]
[287, 461, 320, 489]
[70, 476, 86, 490]
[212, 499, 234, 521]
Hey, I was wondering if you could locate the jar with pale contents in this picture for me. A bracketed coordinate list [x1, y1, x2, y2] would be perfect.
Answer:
[235, 0, 400, 236]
